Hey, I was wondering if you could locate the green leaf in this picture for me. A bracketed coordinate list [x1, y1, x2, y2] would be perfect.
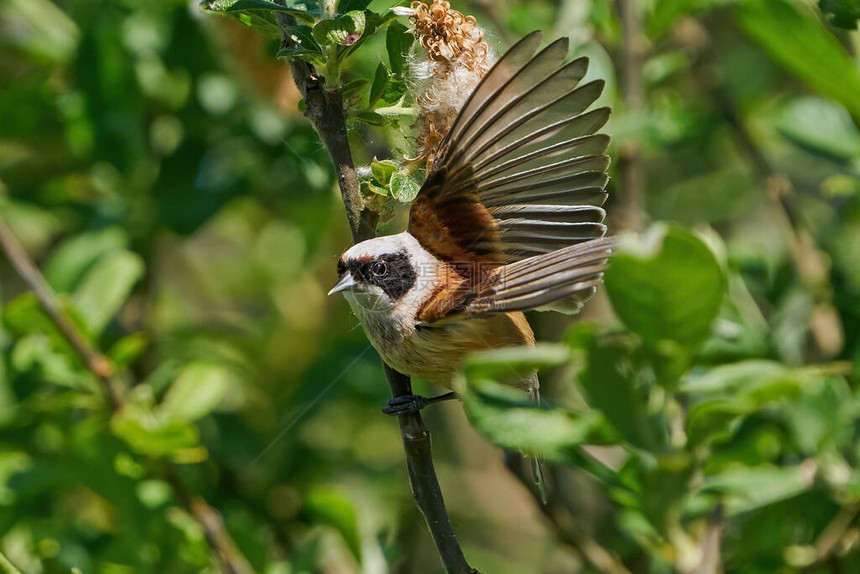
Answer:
[386, 20, 413, 74]
[73, 250, 144, 337]
[370, 157, 397, 184]
[640, 454, 695, 533]
[200, 0, 315, 23]
[389, 172, 420, 202]
[605, 225, 724, 348]
[361, 180, 389, 196]
[462, 379, 603, 461]
[343, 78, 369, 99]
[581, 339, 665, 450]
[337, 0, 372, 12]
[306, 487, 362, 562]
[738, 0, 860, 119]
[160, 363, 234, 422]
[43, 227, 127, 293]
[380, 74, 407, 105]
[11, 333, 92, 391]
[313, 11, 366, 45]
[462, 344, 570, 386]
[354, 110, 387, 125]
[683, 361, 810, 446]
[697, 464, 816, 516]
[4, 293, 76, 353]
[681, 360, 790, 395]
[368, 63, 389, 106]
[111, 404, 200, 458]
[277, 24, 323, 62]
[781, 376, 853, 453]
[772, 96, 860, 160]
[819, 0, 860, 29]
[107, 333, 149, 368]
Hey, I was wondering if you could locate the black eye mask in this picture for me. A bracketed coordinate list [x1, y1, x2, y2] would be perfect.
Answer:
[349, 252, 416, 300]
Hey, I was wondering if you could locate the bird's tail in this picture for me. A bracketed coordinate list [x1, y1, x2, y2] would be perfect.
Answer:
[528, 379, 548, 504]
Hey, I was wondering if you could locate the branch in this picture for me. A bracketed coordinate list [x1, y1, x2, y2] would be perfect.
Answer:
[0, 550, 24, 574]
[801, 503, 860, 570]
[0, 215, 254, 574]
[385, 366, 477, 573]
[166, 469, 255, 574]
[273, 8, 477, 573]
[0, 217, 122, 410]
[690, 507, 724, 574]
[615, 0, 646, 232]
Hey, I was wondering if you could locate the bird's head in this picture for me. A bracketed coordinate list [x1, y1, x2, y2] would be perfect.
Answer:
[329, 232, 437, 314]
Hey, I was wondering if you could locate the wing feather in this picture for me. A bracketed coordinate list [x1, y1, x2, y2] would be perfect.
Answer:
[407, 30, 612, 320]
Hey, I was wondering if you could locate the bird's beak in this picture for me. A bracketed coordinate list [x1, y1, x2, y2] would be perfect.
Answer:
[328, 273, 358, 296]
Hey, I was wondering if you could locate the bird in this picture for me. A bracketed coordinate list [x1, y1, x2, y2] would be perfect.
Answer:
[329, 31, 614, 416]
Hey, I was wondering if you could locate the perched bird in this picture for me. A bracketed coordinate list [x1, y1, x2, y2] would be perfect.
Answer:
[329, 31, 613, 414]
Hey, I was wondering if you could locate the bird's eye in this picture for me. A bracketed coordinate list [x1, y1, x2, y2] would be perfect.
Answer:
[371, 261, 387, 277]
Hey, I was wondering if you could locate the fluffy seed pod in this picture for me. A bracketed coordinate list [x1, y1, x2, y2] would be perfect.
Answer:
[395, 1, 494, 166]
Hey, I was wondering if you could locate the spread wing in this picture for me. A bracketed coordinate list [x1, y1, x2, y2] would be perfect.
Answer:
[407, 31, 612, 324]
[407, 31, 610, 266]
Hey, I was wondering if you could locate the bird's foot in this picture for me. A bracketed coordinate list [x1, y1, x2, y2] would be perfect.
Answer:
[382, 392, 457, 416]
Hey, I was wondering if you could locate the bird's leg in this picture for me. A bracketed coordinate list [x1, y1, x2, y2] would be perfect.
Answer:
[382, 392, 458, 416]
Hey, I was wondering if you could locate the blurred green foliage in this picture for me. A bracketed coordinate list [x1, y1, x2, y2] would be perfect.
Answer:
[0, 0, 859, 572]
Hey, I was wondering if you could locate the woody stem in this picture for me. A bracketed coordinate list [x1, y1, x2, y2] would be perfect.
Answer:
[273, 6, 477, 574]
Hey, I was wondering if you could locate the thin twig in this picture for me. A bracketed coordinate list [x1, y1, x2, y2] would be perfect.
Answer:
[385, 366, 477, 573]
[0, 215, 254, 574]
[801, 503, 860, 570]
[166, 469, 255, 574]
[691, 507, 724, 574]
[0, 217, 122, 410]
[273, 7, 477, 573]
[615, 0, 646, 232]
[0, 550, 24, 574]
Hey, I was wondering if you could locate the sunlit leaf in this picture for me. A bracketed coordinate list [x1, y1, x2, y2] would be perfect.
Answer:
[738, 0, 860, 119]
[160, 363, 234, 422]
[313, 11, 366, 45]
[683, 361, 815, 445]
[73, 250, 144, 337]
[44, 227, 127, 293]
[200, 0, 316, 23]
[772, 96, 860, 160]
[107, 333, 149, 369]
[581, 339, 666, 450]
[461, 379, 604, 461]
[389, 172, 420, 202]
[306, 487, 362, 561]
[697, 464, 816, 515]
[368, 63, 389, 106]
[386, 20, 413, 74]
[606, 225, 724, 348]
[462, 344, 570, 385]
[111, 405, 200, 458]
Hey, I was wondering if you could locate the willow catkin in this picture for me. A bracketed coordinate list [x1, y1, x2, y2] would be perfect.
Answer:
[395, 1, 494, 167]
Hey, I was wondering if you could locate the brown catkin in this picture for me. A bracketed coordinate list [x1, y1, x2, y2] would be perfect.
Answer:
[398, 1, 493, 166]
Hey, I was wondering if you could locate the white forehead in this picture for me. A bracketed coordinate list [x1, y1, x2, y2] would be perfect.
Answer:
[342, 232, 425, 261]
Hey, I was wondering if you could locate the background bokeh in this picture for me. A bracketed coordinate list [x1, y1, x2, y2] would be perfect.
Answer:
[1, 0, 859, 572]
